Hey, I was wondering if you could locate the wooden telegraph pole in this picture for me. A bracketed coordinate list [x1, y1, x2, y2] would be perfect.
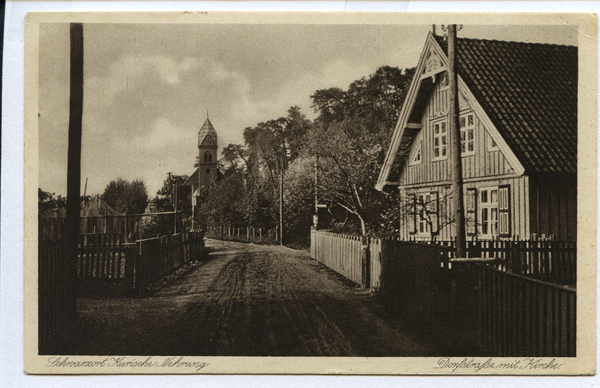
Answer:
[62, 22, 84, 353]
[448, 24, 467, 258]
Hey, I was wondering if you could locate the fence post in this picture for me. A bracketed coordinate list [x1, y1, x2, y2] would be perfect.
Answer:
[361, 236, 371, 289]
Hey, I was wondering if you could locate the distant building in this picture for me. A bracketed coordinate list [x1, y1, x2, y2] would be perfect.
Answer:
[184, 117, 219, 225]
[376, 33, 577, 241]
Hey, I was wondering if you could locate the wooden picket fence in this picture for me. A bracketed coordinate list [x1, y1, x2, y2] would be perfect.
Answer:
[77, 234, 131, 279]
[205, 225, 279, 245]
[311, 231, 366, 286]
[428, 240, 576, 285]
[310, 230, 576, 356]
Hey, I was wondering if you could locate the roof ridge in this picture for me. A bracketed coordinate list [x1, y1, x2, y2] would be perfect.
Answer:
[435, 34, 577, 49]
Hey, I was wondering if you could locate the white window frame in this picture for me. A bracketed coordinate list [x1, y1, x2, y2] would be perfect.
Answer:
[479, 187, 499, 239]
[432, 119, 448, 161]
[460, 112, 475, 156]
[488, 133, 499, 152]
[410, 141, 422, 165]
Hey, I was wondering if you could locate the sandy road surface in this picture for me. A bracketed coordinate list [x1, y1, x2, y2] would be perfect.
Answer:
[78, 239, 433, 356]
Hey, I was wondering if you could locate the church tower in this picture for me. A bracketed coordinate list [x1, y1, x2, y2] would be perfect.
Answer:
[197, 117, 218, 189]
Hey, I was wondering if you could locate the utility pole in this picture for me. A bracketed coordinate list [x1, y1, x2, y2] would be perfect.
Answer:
[167, 172, 176, 234]
[448, 24, 467, 258]
[62, 22, 84, 354]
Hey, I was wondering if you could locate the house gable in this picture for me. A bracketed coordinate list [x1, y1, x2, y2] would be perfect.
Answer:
[377, 33, 525, 190]
[398, 78, 524, 187]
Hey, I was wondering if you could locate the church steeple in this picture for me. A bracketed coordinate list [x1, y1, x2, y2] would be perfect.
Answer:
[198, 117, 217, 147]
[198, 116, 218, 189]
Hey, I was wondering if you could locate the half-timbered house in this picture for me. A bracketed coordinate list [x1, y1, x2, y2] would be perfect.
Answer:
[376, 32, 577, 241]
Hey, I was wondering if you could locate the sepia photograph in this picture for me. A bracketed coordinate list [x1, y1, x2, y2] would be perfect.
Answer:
[22, 11, 596, 375]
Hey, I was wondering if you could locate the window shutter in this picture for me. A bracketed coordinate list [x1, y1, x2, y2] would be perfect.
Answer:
[498, 185, 511, 237]
[408, 194, 417, 235]
[430, 191, 439, 232]
[466, 188, 477, 236]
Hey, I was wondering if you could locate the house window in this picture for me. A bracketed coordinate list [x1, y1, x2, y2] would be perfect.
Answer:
[488, 134, 499, 151]
[460, 113, 475, 156]
[479, 187, 502, 238]
[432, 120, 447, 160]
[408, 192, 439, 237]
[410, 141, 422, 165]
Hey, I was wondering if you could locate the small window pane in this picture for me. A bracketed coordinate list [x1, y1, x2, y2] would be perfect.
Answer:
[481, 191, 488, 203]
[468, 114, 474, 126]
[482, 209, 488, 234]
[491, 190, 498, 203]
[434, 137, 439, 146]
[468, 130, 474, 140]
[468, 142, 474, 152]
[442, 135, 447, 145]
[441, 122, 446, 132]
[460, 117, 465, 128]
[435, 124, 439, 134]
[442, 148, 446, 156]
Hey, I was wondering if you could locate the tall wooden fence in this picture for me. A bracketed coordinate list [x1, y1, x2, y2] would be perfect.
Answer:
[478, 264, 576, 357]
[131, 232, 205, 291]
[378, 239, 455, 328]
[205, 225, 279, 245]
[310, 231, 576, 357]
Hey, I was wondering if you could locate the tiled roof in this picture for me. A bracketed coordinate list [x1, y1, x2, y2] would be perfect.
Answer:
[437, 36, 577, 173]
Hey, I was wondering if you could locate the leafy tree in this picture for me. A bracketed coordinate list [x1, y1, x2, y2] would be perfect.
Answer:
[138, 196, 175, 239]
[101, 178, 149, 214]
[307, 66, 415, 236]
[308, 119, 388, 235]
[157, 174, 192, 219]
[38, 188, 66, 216]
[197, 174, 248, 228]
[282, 155, 316, 244]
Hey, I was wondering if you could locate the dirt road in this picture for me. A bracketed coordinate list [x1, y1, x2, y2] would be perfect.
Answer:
[78, 239, 433, 356]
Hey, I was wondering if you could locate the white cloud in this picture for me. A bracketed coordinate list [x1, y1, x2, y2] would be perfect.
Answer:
[86, 54, 201, 107]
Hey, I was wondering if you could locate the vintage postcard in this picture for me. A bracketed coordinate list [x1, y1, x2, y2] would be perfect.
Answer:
[24, 12, 596, 375]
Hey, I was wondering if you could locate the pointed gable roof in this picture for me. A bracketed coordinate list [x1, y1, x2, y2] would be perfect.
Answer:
[377, 33, 577, 190]
[199, 118, 217, 146]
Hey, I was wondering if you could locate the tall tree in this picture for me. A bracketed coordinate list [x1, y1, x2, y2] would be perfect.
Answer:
[101, 178, 149, 214]
[157, 174, 191, 219]
[308, 66, 415, 236]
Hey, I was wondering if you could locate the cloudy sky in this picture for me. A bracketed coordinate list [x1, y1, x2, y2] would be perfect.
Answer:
[38, 23, 577, 198]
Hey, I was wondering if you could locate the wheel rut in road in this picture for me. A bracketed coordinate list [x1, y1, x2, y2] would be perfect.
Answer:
[77, 239, 433, 356]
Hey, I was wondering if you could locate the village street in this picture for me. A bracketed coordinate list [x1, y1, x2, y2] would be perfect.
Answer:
[77, 239, 434, 356]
